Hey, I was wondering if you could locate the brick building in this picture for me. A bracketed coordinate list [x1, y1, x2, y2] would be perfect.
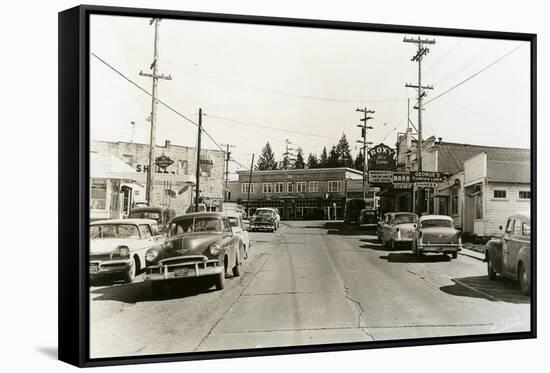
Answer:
[90, 140, 225, 218]
[228, 167, 363, 220]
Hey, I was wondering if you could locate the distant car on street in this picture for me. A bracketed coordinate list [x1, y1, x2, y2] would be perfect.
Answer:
[379, 212, 418, 249]
[412, 215, 462, 259]
[224, 212, 250, 259]
[358, 208, 378, 229]
[89, 219, 164, 284]
[344, 199, 366, 224]
[128, 206, 176, 234]
[249, 207, 280, 232]
[485, 212, 531, 295]
[144, 212, 244, 296]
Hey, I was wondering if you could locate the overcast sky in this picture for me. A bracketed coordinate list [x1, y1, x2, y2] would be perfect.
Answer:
[90, 14, 530, 177]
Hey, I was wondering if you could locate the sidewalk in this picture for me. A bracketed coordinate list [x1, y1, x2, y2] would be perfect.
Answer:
[459, 243, 486, 261]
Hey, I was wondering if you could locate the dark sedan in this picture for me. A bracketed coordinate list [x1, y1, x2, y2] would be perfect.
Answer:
[144, 212, 244, 296]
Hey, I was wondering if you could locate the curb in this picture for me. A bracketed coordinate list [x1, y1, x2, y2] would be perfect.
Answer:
[459, 248, 485, 261]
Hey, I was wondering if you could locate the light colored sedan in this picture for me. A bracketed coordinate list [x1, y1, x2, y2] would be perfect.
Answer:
[225, 212, 250, 259]
[379, 212, 418, 249]
[412, 215, 462, 259]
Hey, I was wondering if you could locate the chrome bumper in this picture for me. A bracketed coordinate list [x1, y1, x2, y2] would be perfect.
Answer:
[89, 259, 131, 275]
[145, 255, 223, 282]
[418, 243, 462, 253]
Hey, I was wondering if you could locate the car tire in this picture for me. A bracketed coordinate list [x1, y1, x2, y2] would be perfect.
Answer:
[151, 282, 165, 298]
[518, 263, 530, 295]
[232, 252, 241, 277]
[487, 255, 497, 280]
[123, 257, 137, 283]
[452, 252, 458, 259]
[391, 240, 396, 250]
[214, 271, 225, 290]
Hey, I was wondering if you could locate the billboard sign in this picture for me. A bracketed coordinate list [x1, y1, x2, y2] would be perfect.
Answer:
[367, 143, 396, 171]
[368, 170, 393, 184]
[411, 171, 446, 183]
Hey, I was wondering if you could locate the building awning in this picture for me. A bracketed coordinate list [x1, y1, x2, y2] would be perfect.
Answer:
[433, 188, 452, 198]
[377, 187, 412, 198]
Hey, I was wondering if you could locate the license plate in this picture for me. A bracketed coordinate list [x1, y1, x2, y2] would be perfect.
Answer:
[89, 264, 99, 274]
[174, 268, 195, 277]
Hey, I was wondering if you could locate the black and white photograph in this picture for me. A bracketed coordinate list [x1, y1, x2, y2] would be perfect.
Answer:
[84, 8, 534, 362]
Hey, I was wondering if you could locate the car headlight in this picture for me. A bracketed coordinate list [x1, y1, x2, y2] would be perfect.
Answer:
[145, 249, 158, 263]
[115, 246, 130, 258]
[209, 243, 221, 256]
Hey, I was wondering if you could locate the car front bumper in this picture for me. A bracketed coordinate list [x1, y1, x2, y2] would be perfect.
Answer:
[249, 222, 275, 230]
[145, 255, 223, 282]
[89, 259, 131, 276]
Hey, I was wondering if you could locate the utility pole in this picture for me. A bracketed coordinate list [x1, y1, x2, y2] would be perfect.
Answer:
[140, 18, 172, 206]
[356, 108, 375, 201]
[194, 108, 203, 212]
[404, 36, 435, 213]
[221, 143, 235, 202]
[246, 154, 255, 218]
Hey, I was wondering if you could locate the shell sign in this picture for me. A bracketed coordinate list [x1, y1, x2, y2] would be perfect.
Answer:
[367, 143, 396, 171]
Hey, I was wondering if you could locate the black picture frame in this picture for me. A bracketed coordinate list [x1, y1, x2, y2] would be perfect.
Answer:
[58, 4, 537, 368]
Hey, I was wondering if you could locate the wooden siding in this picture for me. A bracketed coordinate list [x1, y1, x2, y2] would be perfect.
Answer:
[464, 152, 487, 186]
[483, 183, 531, 236]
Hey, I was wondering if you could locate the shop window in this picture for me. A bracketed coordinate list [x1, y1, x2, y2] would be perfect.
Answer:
[287, 182, 294, 193]
[328, 180, 342, 192]
[262, 183, 273, 193]
[309, 181, 319, 193]
[91, 179, 107, 210]
[178, 160, 188, 175]
[519, 191, 531, 199]
[296, 182, 306, 193]
[493, 189, 507, 199]
[274, 182, 284, 193]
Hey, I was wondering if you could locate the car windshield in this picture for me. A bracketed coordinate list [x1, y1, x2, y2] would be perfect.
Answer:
[90, 224, 140, 239]
[256, 210, 273, 216]
[393, 215, 417, 224]
[421, 219, 453, 228]
[129, 211, 161, 221]
[169, 217, 222, 235]
[227, 217, 239, 227]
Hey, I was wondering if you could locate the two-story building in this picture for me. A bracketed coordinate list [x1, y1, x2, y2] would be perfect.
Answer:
[228, 167, 363, 220]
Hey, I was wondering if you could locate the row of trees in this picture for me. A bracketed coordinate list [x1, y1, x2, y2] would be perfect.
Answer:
[255, 134, 365, 171]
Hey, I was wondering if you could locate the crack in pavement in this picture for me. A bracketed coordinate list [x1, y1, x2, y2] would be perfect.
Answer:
[344, 285, 375, 342]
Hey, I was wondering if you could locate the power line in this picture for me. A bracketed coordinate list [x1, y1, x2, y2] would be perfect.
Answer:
[424, 43, 525, 106]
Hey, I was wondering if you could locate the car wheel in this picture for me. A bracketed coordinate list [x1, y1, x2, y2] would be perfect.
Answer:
[518, 263, 530, 295]
[451, 252, 458, 259]
[416, 246, 423, 259]
[391, 240, 396, 250]
[214, 271, 225, 290]
[123, 257, 137, 283]
[232, 252, 241, 277]
[412, 240, 416, 254]
[151, 282, 165, 298]
[487, 255, 497, 280]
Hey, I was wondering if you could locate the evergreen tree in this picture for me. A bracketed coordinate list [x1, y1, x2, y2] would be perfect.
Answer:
[319, 147, 329, 167]
[307, 153, 319, 169]
[327, 146, 340, 167]
[294, 147, 305, 169]
[336, 134, 354, 167]
[255, 142, 278, 170]
[354, 150, 364, 171]
[279, 155, 291, 170]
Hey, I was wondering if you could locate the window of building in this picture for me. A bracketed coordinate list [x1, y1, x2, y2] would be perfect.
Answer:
[178, 160, 188, 175]
[241, 183, 254, 194]
[328, 180, 342, 192]
[262, 183, 273, 193]
[274, 182, 284, 193]
[451, 194, 458, 215]
[519, 190, 531, 199]
[309, 181, 319, 193]
[91, 179, 107, 210]
[493, 189, 507, 199]
[296, 182, 306, 193]
[287, 182, 294, 193]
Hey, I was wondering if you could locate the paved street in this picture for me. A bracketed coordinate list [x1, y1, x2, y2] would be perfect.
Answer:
[90, 220, 530, 358]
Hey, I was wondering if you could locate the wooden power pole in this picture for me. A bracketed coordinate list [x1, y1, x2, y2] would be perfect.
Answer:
[222, 143, 235, 202]
[356, 108, 375, 201]
[194, 108, 203, 212]
[140, 18, 172, 206]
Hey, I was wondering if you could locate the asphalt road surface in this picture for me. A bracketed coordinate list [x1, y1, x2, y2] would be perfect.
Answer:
[89, 220, 530, 358]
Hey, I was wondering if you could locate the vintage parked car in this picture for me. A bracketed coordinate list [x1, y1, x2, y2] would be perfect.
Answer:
[485, 212, 531, 295]
[358, 208, 378, 229]
[412, 215, 462, 259]
[128, 206, 176, 233]
[249, 208, 280, 232]
[89, 219, 164, 283]
[344, 199, 366, 224]
[379, 212, 418, 249]
[224, 212, 250, 259]
[144, 212, 245, 296]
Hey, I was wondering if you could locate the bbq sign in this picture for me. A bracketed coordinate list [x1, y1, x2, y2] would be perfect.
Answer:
[367, 143, 396, 171]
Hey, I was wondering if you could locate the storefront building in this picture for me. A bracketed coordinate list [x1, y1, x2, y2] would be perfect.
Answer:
[91, 140, 225, 217]
[228, 167, 363, 220]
